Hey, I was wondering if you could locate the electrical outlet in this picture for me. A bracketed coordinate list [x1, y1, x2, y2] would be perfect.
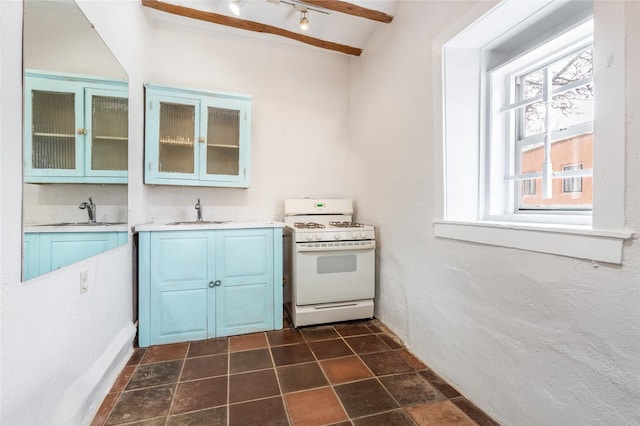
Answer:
[80, 270, 88, 294]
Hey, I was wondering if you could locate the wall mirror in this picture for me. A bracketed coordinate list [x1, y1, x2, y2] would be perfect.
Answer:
[23, 0, 128, 281]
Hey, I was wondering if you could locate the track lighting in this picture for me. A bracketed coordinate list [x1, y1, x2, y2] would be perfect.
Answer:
[299, 10, 309, 30]
[229, 0, 245, 16]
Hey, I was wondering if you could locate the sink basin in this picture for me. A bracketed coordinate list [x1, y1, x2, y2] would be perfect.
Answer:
[167, 220, 230, 225]
[37, 222, 126, 226]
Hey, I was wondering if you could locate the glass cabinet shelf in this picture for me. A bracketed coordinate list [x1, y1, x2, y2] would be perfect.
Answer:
[208, 144, 239, 149]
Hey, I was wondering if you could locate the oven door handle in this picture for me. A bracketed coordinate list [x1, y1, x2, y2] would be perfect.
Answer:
[295, 242, 375, 252]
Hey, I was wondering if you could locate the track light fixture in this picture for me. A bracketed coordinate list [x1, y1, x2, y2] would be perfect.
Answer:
[267, 0, 329, 32]
[299, 10, 309, 31]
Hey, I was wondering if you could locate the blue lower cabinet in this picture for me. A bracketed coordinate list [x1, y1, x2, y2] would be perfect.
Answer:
[138, 227, 283, 347]
[23, 231, 126, 280]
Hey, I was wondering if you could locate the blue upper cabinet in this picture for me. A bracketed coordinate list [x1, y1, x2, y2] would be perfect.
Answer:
[24, 71, 128, 184]
[144, 83, 251, 188]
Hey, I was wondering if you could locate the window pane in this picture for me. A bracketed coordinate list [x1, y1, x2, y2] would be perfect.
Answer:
[518, 133, 592, 209]
[206, 106, 239, 176]
[550, 83, 594, 131]
[159, 102, 195, 174]
[523, 101, 545, 137]
[521, 70, 543, 100]
[550, 48, 593, 88]
[91, 95, 128, 171]
[32, 90, 75, 169]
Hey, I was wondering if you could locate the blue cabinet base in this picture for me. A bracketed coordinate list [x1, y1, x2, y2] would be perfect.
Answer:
[137, 227, 283, 347]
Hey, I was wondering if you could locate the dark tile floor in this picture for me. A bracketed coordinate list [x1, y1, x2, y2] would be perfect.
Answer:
[92, 315, 499, 426]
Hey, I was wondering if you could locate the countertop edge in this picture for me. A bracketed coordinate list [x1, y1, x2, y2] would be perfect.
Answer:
[134, 221, 286, 232]
[25, 225, 128, 233]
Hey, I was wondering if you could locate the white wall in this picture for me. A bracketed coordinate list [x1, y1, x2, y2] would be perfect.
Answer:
[352, 1, 640, 425]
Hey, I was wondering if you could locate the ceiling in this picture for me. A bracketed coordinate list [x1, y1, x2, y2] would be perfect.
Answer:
[141, 0, 399, 56]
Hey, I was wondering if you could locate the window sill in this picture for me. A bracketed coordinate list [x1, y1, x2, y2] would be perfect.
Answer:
[432, 220, 635, 264]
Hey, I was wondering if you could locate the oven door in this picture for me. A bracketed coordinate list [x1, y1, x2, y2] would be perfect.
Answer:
[293, 242, 375, 305]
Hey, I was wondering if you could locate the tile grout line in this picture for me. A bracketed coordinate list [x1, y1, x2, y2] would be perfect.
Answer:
[303, 324, 351, 424]
[164, 343, 189, 424]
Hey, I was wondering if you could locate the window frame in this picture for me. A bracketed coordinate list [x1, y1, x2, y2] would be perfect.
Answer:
[433, 0, 633, 264]
[486, 20, 594, 224]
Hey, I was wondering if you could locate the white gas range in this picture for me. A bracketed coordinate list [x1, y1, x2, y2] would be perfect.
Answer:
[283, 199, 376, 327]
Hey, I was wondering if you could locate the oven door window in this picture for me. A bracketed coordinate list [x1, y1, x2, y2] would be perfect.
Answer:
[317, 254, 357, 274]
[295, 249, 375, 305]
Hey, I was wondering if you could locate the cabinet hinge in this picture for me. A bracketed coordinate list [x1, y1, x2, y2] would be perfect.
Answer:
[244, 168, 246, 177]
[148, 162, 152, 171]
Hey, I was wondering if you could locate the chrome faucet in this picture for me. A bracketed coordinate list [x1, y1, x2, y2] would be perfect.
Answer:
[79, 197, 97, 223]
[195, 198, 203, 222]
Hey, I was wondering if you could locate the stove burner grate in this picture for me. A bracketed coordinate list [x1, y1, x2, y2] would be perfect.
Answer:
[294, 222, 325, 229]
[329, 221, 365, 228]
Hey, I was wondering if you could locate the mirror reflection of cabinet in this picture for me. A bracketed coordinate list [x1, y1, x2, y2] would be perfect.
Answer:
[144, 83, 251, 188]
[23, 0, 129, 281]
[24, 71, 128, 183]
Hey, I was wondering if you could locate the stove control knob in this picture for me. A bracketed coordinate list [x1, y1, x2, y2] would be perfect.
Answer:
[360, 232, 367, 239]
[351, 232, 358, 239]
[334, 233, 341, 240]
[305, 234, 313, 241]
[315, 234, 322, 241]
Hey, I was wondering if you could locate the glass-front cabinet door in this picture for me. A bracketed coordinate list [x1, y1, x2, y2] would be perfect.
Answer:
[87, 89, 129, 177]
[144, 83, 251, 188]
[24, 71, 128, 184]
[25, 80, 84, 178]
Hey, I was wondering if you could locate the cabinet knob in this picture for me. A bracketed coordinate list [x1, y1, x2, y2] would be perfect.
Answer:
[215, 280, 222, 287]
[208, 281, 215, 288]
[77, 128, 87, 135]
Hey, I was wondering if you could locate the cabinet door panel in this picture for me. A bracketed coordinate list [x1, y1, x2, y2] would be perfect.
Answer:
[215, 230, 274, 336]
[157, 288, 209, 342]
[40, 232, 118, 272]
[24, 78, 84, 178]
[218, 284, 268, 333]
[150, 232, 214, 344]
[86, 88, 128, 176]
[201, 98, 250, 186]
[145, 93, 200, 182]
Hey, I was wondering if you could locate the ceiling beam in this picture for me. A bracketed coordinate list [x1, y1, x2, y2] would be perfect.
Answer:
[141, 0, 363, 56]
[299, 1, 394, 24]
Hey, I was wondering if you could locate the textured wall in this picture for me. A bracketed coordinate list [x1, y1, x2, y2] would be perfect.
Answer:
[351, 1, 639, 424]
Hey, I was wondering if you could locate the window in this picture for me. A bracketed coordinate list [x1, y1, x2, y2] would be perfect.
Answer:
[435, 0, 633, 264]
[522, 179, 536, 196]
[489, 21, 594, 219]
[562, 163, 583, 193]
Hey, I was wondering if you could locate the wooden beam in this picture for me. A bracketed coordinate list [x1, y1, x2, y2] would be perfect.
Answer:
[141, 0, 363, 56]
[300, 0, 394, 24]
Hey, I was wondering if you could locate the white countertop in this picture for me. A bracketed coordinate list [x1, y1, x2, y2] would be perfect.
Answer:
[25, 223, 128, 233]
[134, 221, 285, 232]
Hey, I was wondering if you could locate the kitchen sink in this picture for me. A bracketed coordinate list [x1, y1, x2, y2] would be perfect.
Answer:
[166, 220, 230, 225]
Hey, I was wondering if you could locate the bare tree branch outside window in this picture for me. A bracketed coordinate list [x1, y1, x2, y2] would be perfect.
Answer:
[520, 48, 594, 136]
